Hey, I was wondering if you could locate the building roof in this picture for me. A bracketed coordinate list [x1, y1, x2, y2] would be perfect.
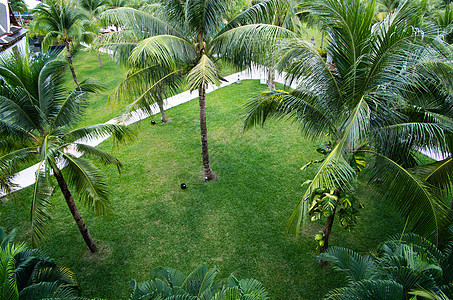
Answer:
[0, 1, 27, 51]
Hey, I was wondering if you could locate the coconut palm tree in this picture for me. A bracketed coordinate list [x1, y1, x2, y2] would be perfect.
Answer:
[78, 0, 107, 68]
[96, 0, 294, 180]
[9, 0, 28, 12]
[130, 263, 269, 299]
[32, 0, 88, 86]
[0, 48, 131, 252]
[318, 233, 453, 299]
[243, 0, 453, 251]
[220, 0, 303, 90]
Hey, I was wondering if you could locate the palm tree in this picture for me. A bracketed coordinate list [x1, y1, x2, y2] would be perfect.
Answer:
[319, 233, 453, 299]
[78, 0, 107, 68]
[0, 227, 80, 299]
[32, 0, 88, 86]
[9, 0, 28, 12]
[222, 0, 303, 89]
[96, 1, 228, 180]
[130, 263, 269, 299]
[243, 0, 453, 251]
[0, 48, 131, 252]
[97, 0, 294, 180]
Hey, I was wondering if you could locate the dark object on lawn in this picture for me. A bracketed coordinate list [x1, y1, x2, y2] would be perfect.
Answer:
[151, 120, 156, 125]
[181, 183, 186, 189]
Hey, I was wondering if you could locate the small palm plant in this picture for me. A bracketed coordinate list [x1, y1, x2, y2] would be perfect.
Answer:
[129, 263, 269, 300]
[0, 227, 80, 299]
[0, 48, 132, 252]
[318, 233, 453, 299]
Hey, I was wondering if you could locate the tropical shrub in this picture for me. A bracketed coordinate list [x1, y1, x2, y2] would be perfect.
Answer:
[0, 227, 79, 299]
[130, 263, 268, 300]
[318, 233, 453, 299]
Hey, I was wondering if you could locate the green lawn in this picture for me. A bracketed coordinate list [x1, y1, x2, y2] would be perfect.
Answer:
[0, 52, 404, 299]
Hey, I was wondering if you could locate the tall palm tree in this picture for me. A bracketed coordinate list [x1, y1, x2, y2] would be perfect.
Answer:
[97, 0, 294, 180]
[32, 0, 88, 86]
[221, 0, 303, 90]
[96, 1, 228, 180]
[78, 0, 107, 68]
[243, 0, 453, 250]
[9, 0, 28, 12]
[0, 49, 131, 253]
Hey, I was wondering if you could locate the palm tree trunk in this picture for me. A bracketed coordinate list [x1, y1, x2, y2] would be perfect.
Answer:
[198, 85, 217, 181]
[320, 32, 325, 50]
[320, 188, 341, 253]
[51, 166, 98, 253]
[97, 50, 103, 68]
[267, 67, 275, 90]
[157, 100, 168, 123]
[65, 41, 79, 86]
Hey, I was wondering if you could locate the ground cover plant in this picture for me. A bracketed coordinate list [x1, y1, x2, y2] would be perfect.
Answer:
[0, 52, 405, 298]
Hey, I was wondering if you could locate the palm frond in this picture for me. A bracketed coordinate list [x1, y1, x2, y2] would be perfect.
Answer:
[0, 95, 40, 135]
[375, 123, 450, 163]
[30, 161, 52, 247]
[220, 0, 285, 32]
[51, 79, 104, 128]
[66, 123, 134, 144]
[0, 228, 16, 249]
[60, 153, 110, 215]
[0, 242, 27, 300]
[185, 0, 229, 38]
[337, 98, 370, 154]
[187, 55, 221, 91]
[181, 263, 218, 297]
[364, 150, 451, 244]
[109, 66, 183, 116]
[243, 90, 334, 139]
[40, 31, 61, 53]
[99, 7, 186, 39]
[151, 266, 186, 288]
[324, 279, 404, 300]
[212, 24, 297, 68]
[383, 233, 444, 261]
[18, 281, 78, 299]
[73, 143, 123, 172]
[0, 147, 36, 194]
[129, 35, 196, 69]
[32, 266, 78, 289]
[408, 289, 450, 300]
[410, 158, 453, 193]
[238, 278, 269, 299]
[94, 30, 140, 66]
[318, 246, 377, 283]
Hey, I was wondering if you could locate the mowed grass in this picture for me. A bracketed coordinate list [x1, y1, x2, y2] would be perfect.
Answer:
[0, 54, 404, 299]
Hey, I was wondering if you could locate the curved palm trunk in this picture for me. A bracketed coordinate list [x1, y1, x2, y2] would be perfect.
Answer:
[51, 166, 98, 253]
[198, 85, 217, 181]
[64, 40, 79, 86]
[320, 188, 341, 254]
[97, 50, 103, 68]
